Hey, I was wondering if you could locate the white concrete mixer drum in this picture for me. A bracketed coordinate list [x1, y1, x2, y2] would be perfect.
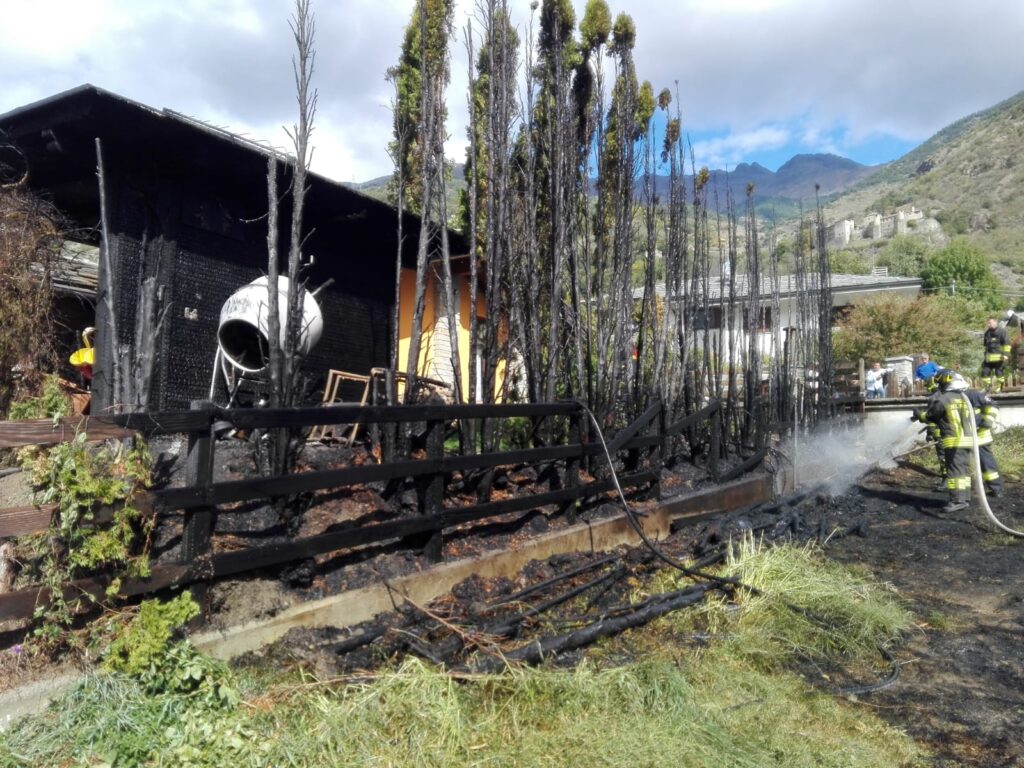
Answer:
[217, 276, 323, 373]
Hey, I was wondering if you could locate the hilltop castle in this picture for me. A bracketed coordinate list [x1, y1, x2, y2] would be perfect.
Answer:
[827, 206, 945, 249]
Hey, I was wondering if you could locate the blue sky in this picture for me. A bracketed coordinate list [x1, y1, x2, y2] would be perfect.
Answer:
[1, 0, 1021, 182]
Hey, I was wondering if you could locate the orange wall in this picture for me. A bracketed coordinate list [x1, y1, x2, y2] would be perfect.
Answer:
[398, 267, 501, 401]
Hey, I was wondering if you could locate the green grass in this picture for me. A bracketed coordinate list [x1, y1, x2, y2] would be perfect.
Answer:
[0, 543, 925, 767]
[992, 426, 1024, 480]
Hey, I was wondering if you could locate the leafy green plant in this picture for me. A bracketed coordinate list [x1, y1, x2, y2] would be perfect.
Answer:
[27, 435, 153, 633]
[6, 374, 70, 421]
[833, 293, 979, 370]
[829, 248, 872, 275]
[875, 235, 932, 277]
[103, 593, 238, 708]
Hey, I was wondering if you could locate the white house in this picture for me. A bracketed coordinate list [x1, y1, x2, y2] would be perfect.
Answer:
[633, 272, 923, 365]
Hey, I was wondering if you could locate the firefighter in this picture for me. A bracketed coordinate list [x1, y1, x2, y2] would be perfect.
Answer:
[919, 374, 945, 487]
[980, 317, 1011, 392]
[962, 376, 1003, 497]
[912, 369, 975, 513]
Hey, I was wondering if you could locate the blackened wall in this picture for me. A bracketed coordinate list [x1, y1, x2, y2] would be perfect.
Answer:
[93, 150, 394, 412]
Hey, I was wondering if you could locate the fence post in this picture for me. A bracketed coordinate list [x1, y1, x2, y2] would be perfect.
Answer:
[709, 404, 721, 483]
[651, 401, 665, 499]
[562, 407, 583, 524]
[415, 418, 445, 562]
[180, 400, 216, 613]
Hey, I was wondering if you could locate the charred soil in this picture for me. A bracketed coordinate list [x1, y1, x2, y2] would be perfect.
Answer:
[828, 465, 1024, 767]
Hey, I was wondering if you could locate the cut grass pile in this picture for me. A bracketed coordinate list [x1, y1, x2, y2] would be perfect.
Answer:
[0, 543, 924, 767]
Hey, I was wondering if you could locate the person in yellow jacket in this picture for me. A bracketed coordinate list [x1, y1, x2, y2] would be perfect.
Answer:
[914, 369, 1001, 512]
[980, 317, 1011, 392]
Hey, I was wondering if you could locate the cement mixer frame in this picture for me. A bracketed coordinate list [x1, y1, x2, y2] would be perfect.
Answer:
[208, 276, 327, 407]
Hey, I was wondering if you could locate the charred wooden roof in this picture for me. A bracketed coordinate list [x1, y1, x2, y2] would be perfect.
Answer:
[0, 84, 465, 265]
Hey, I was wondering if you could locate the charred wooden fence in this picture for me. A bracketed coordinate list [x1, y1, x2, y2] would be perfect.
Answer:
[0, 399, 734, 622]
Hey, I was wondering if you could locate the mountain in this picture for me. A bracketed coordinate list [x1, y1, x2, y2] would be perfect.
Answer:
[348, 155, 873, 220]
[820, 90, 1024, 275]
[343, 165, 466, 213]
[672, 153, 875, 201]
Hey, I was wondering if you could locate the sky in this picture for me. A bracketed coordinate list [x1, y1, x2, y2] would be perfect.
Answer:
[2, 0, 1022, 185]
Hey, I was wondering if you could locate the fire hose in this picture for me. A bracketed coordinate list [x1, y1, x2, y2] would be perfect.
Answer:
[960, 394, 1024, 538]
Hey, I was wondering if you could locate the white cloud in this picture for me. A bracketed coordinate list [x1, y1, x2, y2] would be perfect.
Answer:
[691, 125, 790, 168]
[2, 0, 1023, 182]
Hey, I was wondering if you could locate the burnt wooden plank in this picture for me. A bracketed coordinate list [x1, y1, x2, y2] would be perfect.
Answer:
[665, 400, 720, 437]
[179, 402, 216, 574]
[660, 474, 773, 523]
[0, 564, 189, 623]
[0, 418, 137, 449]
[0, 403, 584, 448]
[717, 448, 768, 483]
[221, 402, 581, 431]
[154, 443, 598, 512]
[605, 402, 662, 457]
[0, 504, 57, 537]
[152, 457, 446, 511]
[413, 418, 445, 560]
[207, 471, 656, 579]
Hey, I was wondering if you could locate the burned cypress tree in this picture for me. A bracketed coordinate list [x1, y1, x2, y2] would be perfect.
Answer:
[633, 80, 657, 414]
[568, 0, 611, 407]
[593, 12, 642, 424]
[389, 0, 456, 403]
[264, 0, 318, 476]
[460, 4, 520, 416]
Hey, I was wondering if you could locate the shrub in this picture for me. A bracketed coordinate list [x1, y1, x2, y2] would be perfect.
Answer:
[27, 435, 153, 633]
[833, 293, 979, 370]
[103, 593, 238, 708]
[921, 239, 1004, 308]
[6, 374, 70, 421]
[0, 186, 62, 415]
[875, 235, 932, 277]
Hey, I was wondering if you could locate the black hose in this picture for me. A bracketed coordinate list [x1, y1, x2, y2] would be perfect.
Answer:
[834, 646, 902, 697]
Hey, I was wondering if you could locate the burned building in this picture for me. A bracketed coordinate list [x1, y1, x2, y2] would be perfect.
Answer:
[0, 84, 463, 411]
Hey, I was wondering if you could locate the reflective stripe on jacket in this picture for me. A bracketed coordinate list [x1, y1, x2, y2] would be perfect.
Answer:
[923, 390, 978, 449]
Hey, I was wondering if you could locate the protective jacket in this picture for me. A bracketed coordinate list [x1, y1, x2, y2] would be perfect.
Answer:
[983, 325, 1011, 365]
[922, 390, 980, 449]
[962, 388, 999, 444]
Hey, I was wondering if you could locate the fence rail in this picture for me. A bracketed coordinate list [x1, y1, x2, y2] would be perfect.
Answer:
[0, 398, 740, 622]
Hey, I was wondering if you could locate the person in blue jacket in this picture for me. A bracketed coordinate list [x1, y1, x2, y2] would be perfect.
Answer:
[914, 353, 941, 388]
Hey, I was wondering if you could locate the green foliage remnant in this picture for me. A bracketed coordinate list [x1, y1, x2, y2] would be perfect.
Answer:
[876, 235, 932, 277]
[26, 435, 153, 633]
[6, 374, 70, 421]
[102, 593, 238, 709]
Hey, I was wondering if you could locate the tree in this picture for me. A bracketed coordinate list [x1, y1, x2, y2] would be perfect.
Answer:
[833, 294, 979, 370]
[921, 239, 1003, 308]
[388, 0, 454, 217]
[266, 0, 318, 476]
[389, 0, 457, 404]
[876, 235, 931, 277]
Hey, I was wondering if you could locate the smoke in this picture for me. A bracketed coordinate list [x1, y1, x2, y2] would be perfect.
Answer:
[788, 417, 923, 496]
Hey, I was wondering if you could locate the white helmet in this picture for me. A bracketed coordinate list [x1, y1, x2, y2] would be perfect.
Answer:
[948, 373, 968, 391]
